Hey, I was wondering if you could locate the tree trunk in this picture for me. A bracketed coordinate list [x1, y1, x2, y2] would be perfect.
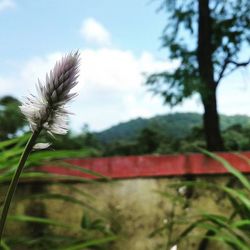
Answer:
[202, 86, 224, 151]
[198, 0, 224, 151]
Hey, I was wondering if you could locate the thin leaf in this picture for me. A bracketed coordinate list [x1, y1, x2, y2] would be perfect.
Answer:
[61, 236, 117, 250]
[0, 239, 10, 250]
[8, 215, 70, 228]
[200, 149, 250, 190]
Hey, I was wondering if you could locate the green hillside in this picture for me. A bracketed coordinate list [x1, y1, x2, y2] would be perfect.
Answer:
[95, 112, 250, 144]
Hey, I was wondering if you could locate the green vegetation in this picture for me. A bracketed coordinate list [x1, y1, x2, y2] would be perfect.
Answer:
[95, 112, 250, 143]
[2, 96, 250, 156]
[95, 113, 250, 155]
[2, 129, 250, 249]
[147, 0, 250, 151]
[1, 104, 250, 249]
[0, 135, 116, 250]
[0, 96, 27, 140]
[95, 113, 202, 143]
[2, 94, 250, 156]
[1, 0, 249, 248]
[152, 150, 250, 249]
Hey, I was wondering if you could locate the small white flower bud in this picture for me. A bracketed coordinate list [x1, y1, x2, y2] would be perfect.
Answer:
[20, 52, 80, 135]
[33, 143, 51, 150]
[178, 186, 187, 196]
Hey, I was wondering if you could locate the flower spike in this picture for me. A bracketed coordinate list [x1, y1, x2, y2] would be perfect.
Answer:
[20, 51, 80, 135]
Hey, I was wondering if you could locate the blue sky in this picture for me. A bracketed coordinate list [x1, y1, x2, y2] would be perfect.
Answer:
[0, 0, 165, 62]
[0, 0, 250, 132]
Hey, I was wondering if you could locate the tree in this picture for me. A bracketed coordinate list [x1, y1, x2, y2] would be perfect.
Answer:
[147, 0, 250, 151]
[137, 127, 160, 154]
[0, 96, 27, 140]
[45, 124, 101, 150]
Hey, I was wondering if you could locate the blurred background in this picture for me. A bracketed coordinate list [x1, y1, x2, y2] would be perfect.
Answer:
[1, 1, 250, 249]
[0, 0, 250, 155]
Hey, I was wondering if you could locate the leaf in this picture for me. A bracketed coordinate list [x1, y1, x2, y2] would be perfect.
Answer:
[51, 160, 111, 180]
[0, 240, 11, 250]
[232, 220, 250, 229]
[0, 135, 27, 151]
[33, 143, 51, 150]
[200, 148, 250, 191]
[222, 187, 250, 210]
[61, 236, 117, 250]
[19, 193, 103, 216]
[8, 215, 70, 228]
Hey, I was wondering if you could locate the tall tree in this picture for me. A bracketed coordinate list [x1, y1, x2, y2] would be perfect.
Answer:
[147, 0, 250, 151]
[0, 96, 27, 140]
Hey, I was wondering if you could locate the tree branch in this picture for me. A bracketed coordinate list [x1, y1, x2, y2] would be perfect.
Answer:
[224, 58, 250, 78]
[215, 57, 250, 86]
[215, 53, 231, 86]
[228, 59, 250, 67]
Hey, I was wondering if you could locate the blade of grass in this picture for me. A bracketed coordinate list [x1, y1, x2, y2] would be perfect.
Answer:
[200, 148, 250, 190]
[61, 236, 117, 250]
[8, 215, 71, 228]
[0, 239, 10, 250]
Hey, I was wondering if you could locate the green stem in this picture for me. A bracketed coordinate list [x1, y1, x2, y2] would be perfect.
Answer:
[0, 129, 41, 242]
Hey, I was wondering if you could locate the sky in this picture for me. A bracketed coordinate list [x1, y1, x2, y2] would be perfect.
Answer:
[0, 0, 250, 132]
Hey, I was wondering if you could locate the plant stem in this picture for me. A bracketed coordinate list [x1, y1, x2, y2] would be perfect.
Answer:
[0, 129, 41, 242]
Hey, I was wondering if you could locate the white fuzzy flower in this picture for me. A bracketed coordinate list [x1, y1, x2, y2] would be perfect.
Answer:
[170, 245, 177, 250]
[178, 185, 187, 196]
[20, 52, 80, 135]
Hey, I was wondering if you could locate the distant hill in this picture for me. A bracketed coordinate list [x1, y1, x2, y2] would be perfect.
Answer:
[95, 112, 250, 144]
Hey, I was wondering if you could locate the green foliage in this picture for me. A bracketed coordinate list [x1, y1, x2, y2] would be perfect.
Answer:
[46, 130, 101, 151]
[95, 117, 149, 144]
[153, 151, 250, 249]
[96, 113, 250, 155]
[0, 133, 101, 184]
[96, 113, 250, 145]
[0, 96, 101, 151]
[2, 100, 250, 156]
[96, 112, 202, 145]
[103, 140, 139, 156]
[137, 127, 160, 154]
[147, 0, 250, 150]
[223, 124, 250, 151]
[0, 136, 116, 250]
[0, 96, 27, 140]
[146, 0, 250, 105]
[61, 236, 117, 250]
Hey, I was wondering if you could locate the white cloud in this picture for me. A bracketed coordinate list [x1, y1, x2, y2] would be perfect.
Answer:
[0, 0, 15, 12]
[217, 66, 250, 115]
[73, 48, 180, 130]
[3, 48, 250, 133]
[19, 53, 63, 90]
[3, 48, 249, 132]
[0, 48, 179, 131]
[80, 18, 111, 47]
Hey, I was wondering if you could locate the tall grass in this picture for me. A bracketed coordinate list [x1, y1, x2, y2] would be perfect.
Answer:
[153, 150, 250, 250]
[0, 135, 116, 249]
